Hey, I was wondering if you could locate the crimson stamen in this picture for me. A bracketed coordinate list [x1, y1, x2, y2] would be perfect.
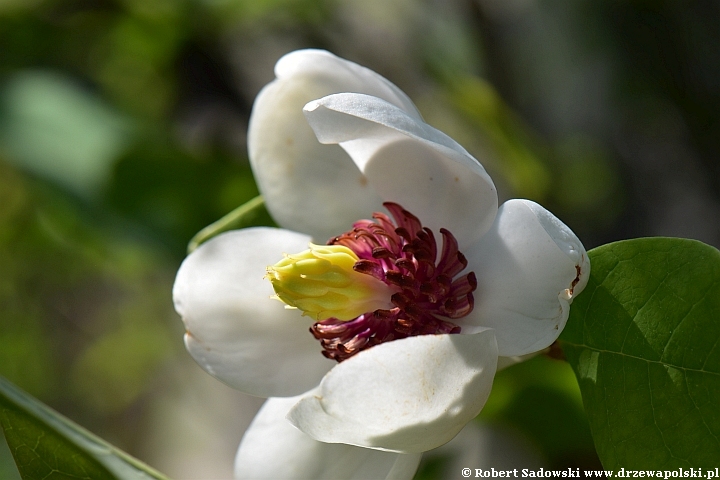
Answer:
[314, 202, 477, 362]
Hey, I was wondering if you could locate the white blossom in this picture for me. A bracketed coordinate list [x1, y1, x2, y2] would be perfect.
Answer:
[173, 49, 589, 479]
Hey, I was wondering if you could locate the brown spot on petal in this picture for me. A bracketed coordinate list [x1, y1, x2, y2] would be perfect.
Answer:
[569, 264, 582, 295]
[185, 329, 210, 350]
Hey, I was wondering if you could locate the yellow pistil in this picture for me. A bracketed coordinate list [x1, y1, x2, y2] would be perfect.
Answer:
[266, 244, 395, 321]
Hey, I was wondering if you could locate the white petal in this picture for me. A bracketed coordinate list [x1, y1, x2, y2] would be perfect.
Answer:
[235, 396, 421, 480]
[462, 199, 590, 357]
[248, 49, 422, 242]
[287, 330, 498, 454]
[303, 93, 498, 247]
[173, 227, 334, 397]
[274, 50, 422, 119]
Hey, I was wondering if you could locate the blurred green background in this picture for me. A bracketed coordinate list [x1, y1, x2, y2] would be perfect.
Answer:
[1, 0, 719, 478]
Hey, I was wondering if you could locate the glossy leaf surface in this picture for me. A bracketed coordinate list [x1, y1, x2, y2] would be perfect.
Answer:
[560, 238, 720, 468]
[0, 377, 168, 480]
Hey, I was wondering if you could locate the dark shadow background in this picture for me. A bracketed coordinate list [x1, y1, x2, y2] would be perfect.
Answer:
[1, 0, 717, 477]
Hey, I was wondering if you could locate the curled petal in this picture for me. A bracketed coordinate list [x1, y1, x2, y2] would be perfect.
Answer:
[303, 93, 498, 248]
[235, 396, 421, 480]
[274, 50, 422, 118]
[287, 330, 498, 453]
[462, 199, 590, 357]
[173, 228, 334, 397]
[249, 49, 422, 241]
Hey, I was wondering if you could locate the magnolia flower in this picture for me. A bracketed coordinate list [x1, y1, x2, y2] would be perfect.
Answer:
[173, 49, 589, 479]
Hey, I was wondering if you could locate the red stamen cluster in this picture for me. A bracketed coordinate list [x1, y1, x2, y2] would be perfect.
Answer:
[310, 202, 477, 362]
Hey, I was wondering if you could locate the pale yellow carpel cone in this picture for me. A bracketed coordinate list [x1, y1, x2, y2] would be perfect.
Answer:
[266, 244, 396, 321]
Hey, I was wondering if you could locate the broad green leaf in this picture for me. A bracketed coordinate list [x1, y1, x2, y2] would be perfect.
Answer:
[187, 195, 275, 253]
[0, 376, 168, 480]
[560, 238, 720, 469]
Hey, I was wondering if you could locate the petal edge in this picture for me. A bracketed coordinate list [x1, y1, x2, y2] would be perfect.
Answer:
[173, 228, 334, 397]
[288, 330, 498, 453]
[463, 199, 589, 356]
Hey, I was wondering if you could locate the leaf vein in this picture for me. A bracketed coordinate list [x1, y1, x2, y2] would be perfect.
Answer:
[562, 342, 720, 377]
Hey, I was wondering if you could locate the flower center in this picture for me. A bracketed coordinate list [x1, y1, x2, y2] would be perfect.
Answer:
[268, 202, 477, 362]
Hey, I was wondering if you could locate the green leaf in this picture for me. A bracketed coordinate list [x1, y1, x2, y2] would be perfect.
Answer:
[559, 238, 720, 469]
[0, 376, 169, 480]
[187, 195, 275, 253]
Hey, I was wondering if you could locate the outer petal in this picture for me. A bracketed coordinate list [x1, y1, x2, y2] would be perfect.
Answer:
[303, 93, 498, 247]
[462, 199, 590, 357]
[274, 50, 421, 118]
[287, 330, 498, 454]
[249, 49, 422, 242]
[173, 227, 333, 397]
[235, 396, 421, 480]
